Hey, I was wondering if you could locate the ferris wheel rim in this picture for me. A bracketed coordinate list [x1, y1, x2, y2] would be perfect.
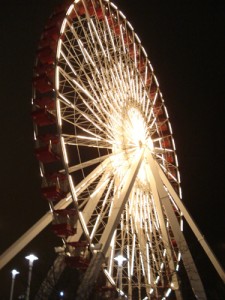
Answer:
[32, 0, 183, 298]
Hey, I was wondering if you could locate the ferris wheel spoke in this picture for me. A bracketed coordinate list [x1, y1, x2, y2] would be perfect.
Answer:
[65, 19, 97, 69]
[62, 27, 110, 108]
[154, 147, 175, 155]
[94, 87, 123, 126]
[83, 75, 127, 134]
[117, 61, 131, 94]
[102, 9, 121, 55]
[83, 6, 108, 56]
[61, 158, 112, 209]
[103, 10, 117, 53]
[58, 67, 101, 118]
[145, 92, 157, 122]
[112, 64, 130, 98]
[132, 46, 140, 98]
[67, 15, 121, 106]
[101, 9, 134, 93]
[85, 79, 113, 124]
[159, 162, 179, 184]
[86, 177, 114, 242]
[61, 117, 109, 142]
[68, 148, 140, 244]
[118, 23, 128, 55]
[66, 153, 110, 174]
[62, 133, 112, 149]
[67, 170, 113, 243]
[128, 65, 138, 102]
[60, 36, 84, 73]
[59, 50, 79, 85]
[71, 149, 133, 195]
[80, 18, 103, 61]
[59, 112, 108, 141]
[132, 214, 151, 288]
[71, 157, 111, 196]
[89, 18, 107, 57]
[97, 148, 144, 255]
[59, 72, 114, 128]
[58, 90, 114, 142]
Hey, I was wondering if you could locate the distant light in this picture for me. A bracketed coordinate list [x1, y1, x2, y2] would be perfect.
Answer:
[114, 255, 127, 266]
[25, 254, 38, 265]
[60, 291, 64, 297]
[11, 269, 19, 278]
[180, 218, 183, 231]
[155, 275, 160, 284]
[165, 288, 172, 297]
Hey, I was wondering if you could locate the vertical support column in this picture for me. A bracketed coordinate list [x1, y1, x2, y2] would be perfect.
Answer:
[26, 263, 33, 300]
[145, 157, 180, 291]
[146, 149, 206, 299]
[9, 277, 16, 300]
[34, 255, 66, 300]
[0, 196, 72, 270]
[163, 195, 206, 299]
[9, 270, 19, 300]
[157, 163, 225, 285]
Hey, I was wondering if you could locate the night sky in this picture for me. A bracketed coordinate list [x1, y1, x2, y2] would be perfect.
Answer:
[0, 0, 224, 299]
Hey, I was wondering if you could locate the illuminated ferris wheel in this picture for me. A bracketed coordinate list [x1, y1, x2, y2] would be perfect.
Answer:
[28, 0, 224, 299]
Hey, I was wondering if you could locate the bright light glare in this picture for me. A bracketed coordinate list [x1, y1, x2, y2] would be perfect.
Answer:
[147, 138, 154, 150]
[180, 218, 183, 231]
[114, 254, 127, 266]
[25, 254, 38, 264]
[11, 269, 19, 277]
[165, 288, 172, 297]
[127, 107, 146, 147]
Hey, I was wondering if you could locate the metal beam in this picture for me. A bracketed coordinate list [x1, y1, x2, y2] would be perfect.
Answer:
[157, 162, 225, 284]
[0, 156, 112, 269]
[0, 197, 72, 270]
[75, 148, 144, 300]
[144, 158, 180, 291]
[34, 255, 66, 300]
[99, 148, 144, 255]
[146, 150, 207, 299]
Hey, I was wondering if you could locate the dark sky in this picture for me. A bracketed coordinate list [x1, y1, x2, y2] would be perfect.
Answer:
[0, 0, 224, 299]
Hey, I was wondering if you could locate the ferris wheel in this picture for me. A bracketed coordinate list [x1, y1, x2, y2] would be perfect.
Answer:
[11, 0, 224, 299]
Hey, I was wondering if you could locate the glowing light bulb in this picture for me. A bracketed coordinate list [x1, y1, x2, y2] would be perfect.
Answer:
[114, 254, 127, 266]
